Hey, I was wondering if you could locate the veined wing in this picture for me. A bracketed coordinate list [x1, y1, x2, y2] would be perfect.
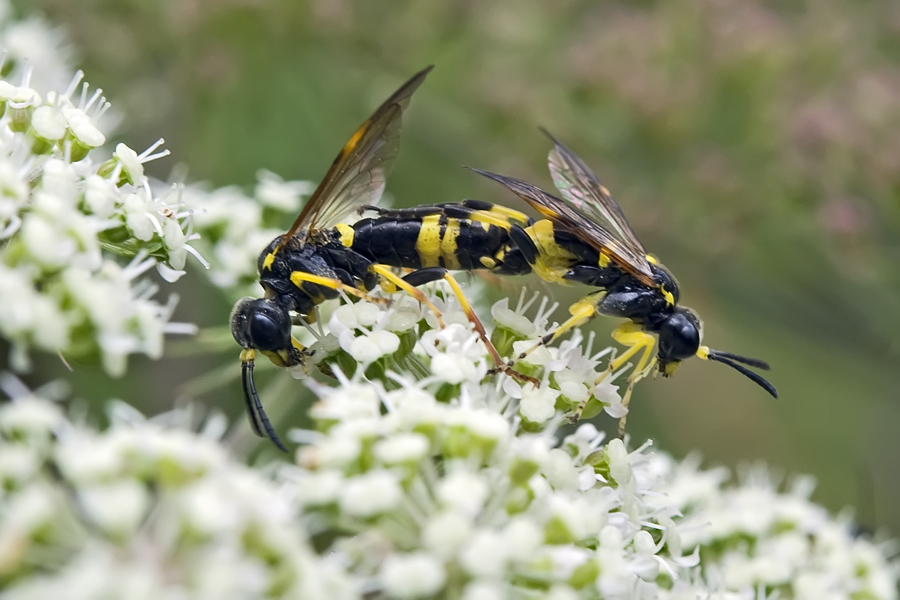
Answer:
[541, 129, 654, 283]
[281, 65, 433, 244]
[471, 167, 656, 287]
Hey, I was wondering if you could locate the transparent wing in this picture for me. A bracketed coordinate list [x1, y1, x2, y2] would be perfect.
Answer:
[542, 128, 648, 256]
[282, 65, 432, 243]
[471, 168, 656, 287]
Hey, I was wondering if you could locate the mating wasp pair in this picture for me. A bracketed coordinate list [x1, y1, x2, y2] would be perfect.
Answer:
[231, 66, 777, 450]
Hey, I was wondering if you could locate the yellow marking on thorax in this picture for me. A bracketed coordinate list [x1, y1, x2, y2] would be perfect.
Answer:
[645, 254, 658, 265]
[336, 222, 354, 247]
[598, 253, 610, 268]
[415, 214, 442, 268]
[661, 285, 675, 307]
[262, 253, 275, 271]
[440, 218, 461, 270]
[470, 211, 513, 230]
[526, 220, 577, 284]
[487, 205, 530, 226]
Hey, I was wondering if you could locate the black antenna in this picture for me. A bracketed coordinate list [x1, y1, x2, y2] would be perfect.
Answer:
[708, 350, 771, 371]
[241, 360, 288, 452]
[707, 350, 778, 398]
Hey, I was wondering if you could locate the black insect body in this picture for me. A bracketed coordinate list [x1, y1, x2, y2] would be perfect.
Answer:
[469, 131, 777, 433]
[230, 68, 538, 450]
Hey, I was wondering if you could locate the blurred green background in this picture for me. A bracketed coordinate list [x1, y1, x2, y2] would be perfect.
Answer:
[17, 0, 900, 534]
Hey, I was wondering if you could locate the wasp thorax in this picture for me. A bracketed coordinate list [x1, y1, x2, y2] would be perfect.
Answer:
[230, 297, 292, 353]
[649, 262, 680, 305]
[656, 306, 701, 365]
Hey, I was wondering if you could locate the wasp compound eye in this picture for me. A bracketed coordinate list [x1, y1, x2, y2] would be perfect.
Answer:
[230, 297, 292, 352]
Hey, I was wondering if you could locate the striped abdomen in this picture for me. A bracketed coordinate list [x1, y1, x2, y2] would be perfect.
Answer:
[339, 215, 527, 273]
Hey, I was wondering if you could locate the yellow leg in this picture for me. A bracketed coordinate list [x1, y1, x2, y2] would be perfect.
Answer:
[571, 323, 658, 436]
[371, 264, 445, 328]
[289, 271, 388, 305]
[442, 272, 540, 386]
[513, 291, 605, 364]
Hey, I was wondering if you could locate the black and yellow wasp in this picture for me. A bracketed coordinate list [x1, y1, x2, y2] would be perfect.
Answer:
[466, 130, 777, 431]
[231, 66, 541, 450]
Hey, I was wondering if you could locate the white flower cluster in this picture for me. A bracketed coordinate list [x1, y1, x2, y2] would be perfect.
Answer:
[0, 21, 203, 374]
[183, 169, 314, 298]
[271, 284, 898, 599]
[0, 384, 354, 600]
[3, 303, 894, 600]
[650, 455, 899, 600]
[0, 0, 72, 93]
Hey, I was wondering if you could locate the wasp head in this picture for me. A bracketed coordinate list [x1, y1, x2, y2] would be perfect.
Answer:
[231, 297, 292, 354]
[655, 306, 702, 376]
[654, 305, 778, 398]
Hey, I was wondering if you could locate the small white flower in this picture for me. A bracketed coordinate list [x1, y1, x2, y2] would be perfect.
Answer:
[502, 518, 543, 562]
[123, 192, 159, 241]
[519, 383, 559, 424]
[460, 530, 508, 578]
[595, 380, 626, 418]
[374, 432, 430, 465]
[339, 470, 402, 518]
[83, 174, 117, 217]
[461, 580, 509, 600]
[491, 297, 536, 336]
[0, 396, 64, 437]
[255, 169, 313, 212]
[380, 552, 447, 599]
[113, 143, 143, 183]
[78, 481, 149, 536]
[512, 339, 553, 366]
[421, 511, 474, 557]
[543, 448, 580, 491]
[62, 105, 105, 147]
[30, 105, 66, 140]
[347, 330, 399, 363]
[294, 470, 344, 506]
[163, 218, 188, 269]
[333, 301, 382, 330]
[431, 352, 482, 384]
[437, 470, 489, 517]
[606, 438, 634, 488]
[553, 369, 590, 405]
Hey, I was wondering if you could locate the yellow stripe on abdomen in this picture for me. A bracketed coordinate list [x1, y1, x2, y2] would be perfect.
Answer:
[440, 218, 461, 270]
[416, 214, 442, 268]
[527, 220, 577, 283]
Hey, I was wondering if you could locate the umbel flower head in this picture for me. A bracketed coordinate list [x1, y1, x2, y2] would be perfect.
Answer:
[0, 59, 204, 374]
[0, 6, 893, 599]
[1, 316, 896, 600]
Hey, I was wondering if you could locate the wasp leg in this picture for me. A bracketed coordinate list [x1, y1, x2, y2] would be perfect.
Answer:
[371, 264, 445, 328]
[571, 323, 657, 436]
[381, 264, 539, 385]
[440, 270, 540, 386]
[289, 271, 389, 305]
[511, 291, 605, 366]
